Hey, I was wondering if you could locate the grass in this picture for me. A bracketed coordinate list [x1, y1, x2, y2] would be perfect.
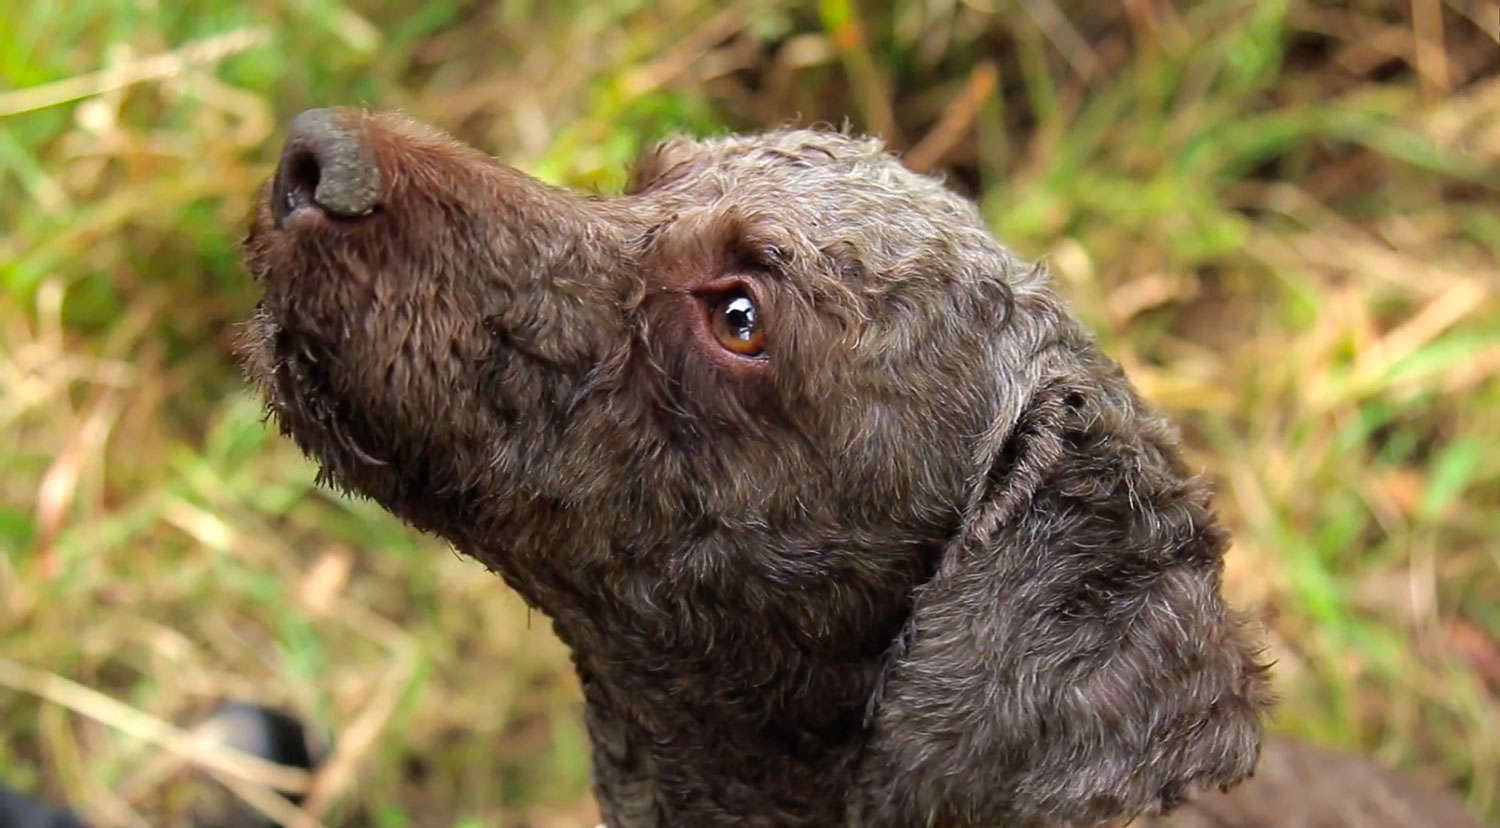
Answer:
[2, 1, 1498, 825]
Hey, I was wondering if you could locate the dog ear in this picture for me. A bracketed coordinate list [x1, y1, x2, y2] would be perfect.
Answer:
[851, 338, 1272, 828]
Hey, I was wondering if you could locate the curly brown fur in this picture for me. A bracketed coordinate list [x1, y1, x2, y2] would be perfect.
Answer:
[240, 109, 1272, 827]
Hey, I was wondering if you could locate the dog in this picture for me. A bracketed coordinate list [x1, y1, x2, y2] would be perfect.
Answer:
[239, 109, 1477, 827]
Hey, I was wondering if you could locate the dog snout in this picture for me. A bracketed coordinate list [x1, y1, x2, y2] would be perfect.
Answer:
[271, 108, 383, 227]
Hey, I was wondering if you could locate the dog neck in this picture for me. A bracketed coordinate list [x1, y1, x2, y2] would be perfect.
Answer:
[567, 620, 887, 828]
[447, 503, 948, 826]
[479, 547, 924, 828]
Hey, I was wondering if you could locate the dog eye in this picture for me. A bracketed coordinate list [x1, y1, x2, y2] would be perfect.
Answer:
[710, 291, 764, 356]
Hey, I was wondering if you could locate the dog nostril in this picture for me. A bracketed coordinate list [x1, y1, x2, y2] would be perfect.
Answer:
[271, 108, 383, 227]
[279, 150, 322, 217]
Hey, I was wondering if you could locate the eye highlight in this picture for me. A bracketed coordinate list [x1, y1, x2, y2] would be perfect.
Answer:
[709, 290, 765, 357]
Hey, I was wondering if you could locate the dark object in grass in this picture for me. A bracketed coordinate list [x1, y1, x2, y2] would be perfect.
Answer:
[183, 702, 321, 828]
[238, 109, 1474, 828]
[189, 701, 318, 828]
[0, 784, 90, 828]
[199, 702, 317, 795]
[0, 703, 316, 828]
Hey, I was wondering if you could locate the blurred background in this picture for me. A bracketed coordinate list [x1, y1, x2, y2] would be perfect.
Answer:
[2, 1, 1498, 826]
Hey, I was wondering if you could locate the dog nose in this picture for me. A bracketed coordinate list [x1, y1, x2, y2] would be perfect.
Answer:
[272, 108, 383, 226]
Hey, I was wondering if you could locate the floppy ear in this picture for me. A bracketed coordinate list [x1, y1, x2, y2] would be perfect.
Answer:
[851, 338, 1272, 828]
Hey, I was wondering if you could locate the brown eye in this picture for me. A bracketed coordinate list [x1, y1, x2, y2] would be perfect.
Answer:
[710, 291, 764, 356]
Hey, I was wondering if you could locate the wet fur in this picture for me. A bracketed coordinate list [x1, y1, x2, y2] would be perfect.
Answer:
[241, 110, 1272, 827]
